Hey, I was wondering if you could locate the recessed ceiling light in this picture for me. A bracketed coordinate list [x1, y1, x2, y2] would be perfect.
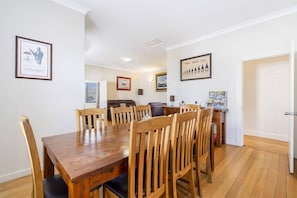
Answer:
[146, 38, 164, 47]
[121, 57, 133, 62]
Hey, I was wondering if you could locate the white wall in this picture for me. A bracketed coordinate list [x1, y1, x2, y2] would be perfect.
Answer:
[243, 56, 290, 141]
[0, 0, 85, 182]
[85, 65, 167, 105]
[167, 12, 297, 146]
[138, 71, 167, 105]
[85, 65, 140, 102]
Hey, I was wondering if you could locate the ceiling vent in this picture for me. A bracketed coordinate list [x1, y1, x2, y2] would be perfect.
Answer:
[146, 38, 164, 47]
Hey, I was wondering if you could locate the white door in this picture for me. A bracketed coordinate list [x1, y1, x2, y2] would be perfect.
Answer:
[99, 80, 107, 108]
[289, 42, 295, 173]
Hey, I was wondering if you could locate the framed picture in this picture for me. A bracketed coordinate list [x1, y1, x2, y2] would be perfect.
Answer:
[156, 72, 167, 91]
[85, 81, 98, 103]
[15, 36, 52, 80]
[116, 76, 131, 91]
[180, 53, 211, 81]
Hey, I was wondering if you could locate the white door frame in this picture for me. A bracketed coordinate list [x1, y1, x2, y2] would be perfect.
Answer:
[289, 42, 295, 173]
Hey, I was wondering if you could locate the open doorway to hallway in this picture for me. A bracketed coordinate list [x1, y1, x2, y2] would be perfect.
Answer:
[242, 54, 290, 153]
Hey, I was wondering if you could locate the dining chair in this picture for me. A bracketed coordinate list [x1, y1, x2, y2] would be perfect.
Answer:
[180, 104, 201, 113]
[76, 108, 106, 197]
[180, 104, 201, 163]
[170, 111, 198, 198]
[110, 106, 134, 127]
[103, 115, 173, 198]
[76, 108, 107, 132]
[133, 105, 152, 121]
[19, 116, 68, 198]
[195, 108, 213, 197]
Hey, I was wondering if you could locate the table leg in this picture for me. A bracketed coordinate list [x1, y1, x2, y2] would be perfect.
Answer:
[43, 146, 54, 178]
[68, 180, 90, 198]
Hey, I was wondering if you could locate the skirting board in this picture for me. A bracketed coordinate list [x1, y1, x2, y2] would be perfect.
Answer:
[294, 158, 297, 176]
[0, 168, 31, 183]
[244, 129, 288, 142]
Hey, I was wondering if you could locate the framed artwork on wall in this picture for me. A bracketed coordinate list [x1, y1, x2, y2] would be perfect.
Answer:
[180, 53, 211, 81]
[116, 76, 131, 91]
[156, 72, 167, 91]
[85, 81, 98, 103]
[85, 81, 99, 108]
[15, 36, 52, 80]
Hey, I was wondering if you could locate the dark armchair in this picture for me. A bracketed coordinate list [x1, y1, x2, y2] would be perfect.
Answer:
[148, 102, 166, 117]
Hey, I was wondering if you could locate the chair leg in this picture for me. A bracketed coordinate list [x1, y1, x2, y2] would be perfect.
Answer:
[172, 177, 178, 198]
[206, 156, 212, 183]
[195, 159, 202, 197]
[90, 188, 100, 198]
[168, 177, 173, 198]
[165, 181, 170, 198]
[189, 168, 196, 198]
[93, 188, 100, 198]
[103, 186, 119, 198]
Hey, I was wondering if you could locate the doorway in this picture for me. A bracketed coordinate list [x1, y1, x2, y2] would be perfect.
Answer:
[242, 55, 290, 148]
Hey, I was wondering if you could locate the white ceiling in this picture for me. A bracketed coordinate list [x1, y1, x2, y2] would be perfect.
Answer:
[52, 0, 297, 73]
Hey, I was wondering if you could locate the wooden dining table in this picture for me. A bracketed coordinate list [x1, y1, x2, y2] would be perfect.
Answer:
[42, 122, 215, 198]
[42, 125, 130, 198]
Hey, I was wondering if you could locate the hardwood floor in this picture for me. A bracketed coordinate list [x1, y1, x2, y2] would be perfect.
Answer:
[0, 175, 32, 198]
[1, 135, 297, 198]
[178, 135, 297, 198]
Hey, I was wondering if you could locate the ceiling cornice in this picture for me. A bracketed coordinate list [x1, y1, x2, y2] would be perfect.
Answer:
[166, 5, 297, 51]
[51, 0, 90, 15]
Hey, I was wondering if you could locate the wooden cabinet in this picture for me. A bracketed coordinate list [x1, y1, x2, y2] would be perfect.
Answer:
[163, 106, 179, 116]
[213, 109, 227, 146]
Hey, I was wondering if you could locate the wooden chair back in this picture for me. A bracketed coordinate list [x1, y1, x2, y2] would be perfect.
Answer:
[110, 106, 134, 126]
[196, 108, 213, 160]
[170, 111, 198, 198]
[129, 116, 172, 198]
[195, 108, 213, 196]
[180, 105, 201, 143]
[133, 105, 152, 121]
[76, 108, 107, 131]
[180, 104, 201, 113]
[19, 116, 44, 198]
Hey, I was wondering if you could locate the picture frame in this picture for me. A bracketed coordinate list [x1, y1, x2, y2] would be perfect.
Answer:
[85, 81, 98, 104]
[15, 36, 52, 80]
[116, 76, 131, 91]
[156, 72, 167, 91]
[180, 53, 211, 81]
